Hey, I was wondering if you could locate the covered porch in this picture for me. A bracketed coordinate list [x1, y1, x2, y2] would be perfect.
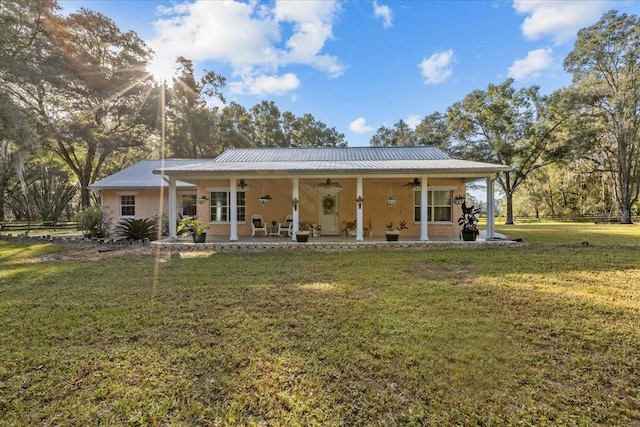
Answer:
[154, 147, 511, 243]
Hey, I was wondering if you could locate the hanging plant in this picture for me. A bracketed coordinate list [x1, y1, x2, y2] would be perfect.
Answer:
[258, 194, 272, 204]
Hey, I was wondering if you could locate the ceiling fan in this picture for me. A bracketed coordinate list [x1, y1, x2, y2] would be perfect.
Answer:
[402, 178, 421, 188]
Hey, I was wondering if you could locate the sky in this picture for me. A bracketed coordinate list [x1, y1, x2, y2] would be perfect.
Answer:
[59, 0, 640, 147]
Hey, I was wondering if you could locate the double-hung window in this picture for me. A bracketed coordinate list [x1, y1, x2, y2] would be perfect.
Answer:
[209, 191, 246, 222]
[414, 189, 453, 222]
[120, 195, 135, 217]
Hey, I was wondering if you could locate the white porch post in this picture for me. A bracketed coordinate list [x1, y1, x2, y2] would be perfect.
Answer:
[168, 177, 177, 238]
[420, 176, 429, 241]
[486, 176, 495, 240]
[356, 176, 364, 241]
[292, 177, 299, 241]
[230, 178, 238, 241]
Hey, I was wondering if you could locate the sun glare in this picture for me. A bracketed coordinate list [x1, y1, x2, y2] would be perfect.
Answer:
[147, 53, 178, 83]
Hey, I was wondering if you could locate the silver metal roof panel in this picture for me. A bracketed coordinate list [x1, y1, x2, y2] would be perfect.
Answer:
[90, 159, 203, 190]
[214, 146, 451, 163]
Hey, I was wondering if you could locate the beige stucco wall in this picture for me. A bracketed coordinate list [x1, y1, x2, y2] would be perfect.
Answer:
[99, 177, 468, 238]
[194, 177, 467, 238]
[100, 188, 195, 227]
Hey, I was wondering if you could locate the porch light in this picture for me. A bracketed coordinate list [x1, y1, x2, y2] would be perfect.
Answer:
[454, 195, 466, 205]
[292, 197, 299, 211]
[258, 194, 272, 205]
[197, 195, 208, 205]
[238, 179, 248, 189]
[356, 195, 364, 209]
[386, 197, 396, 206]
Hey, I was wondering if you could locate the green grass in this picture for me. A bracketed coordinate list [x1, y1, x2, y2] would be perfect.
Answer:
[495, 220, 640, 245]
[1, 223, 640, 425]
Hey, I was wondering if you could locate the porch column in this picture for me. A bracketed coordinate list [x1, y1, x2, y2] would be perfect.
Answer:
[356, 176, 364, 241]
[168, 177, 177, 238]
[292, 177, 299, 241]
[230, 178, 238, 241]
[420, 176, 429, 241]
[486, 176, 495, 240]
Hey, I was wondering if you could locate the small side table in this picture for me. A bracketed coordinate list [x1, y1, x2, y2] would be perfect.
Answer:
[267, 225, 278, 237]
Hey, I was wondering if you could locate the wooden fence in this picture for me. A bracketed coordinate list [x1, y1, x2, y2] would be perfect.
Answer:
[0, 221, 79, 232]
[511, 215, 639, 224]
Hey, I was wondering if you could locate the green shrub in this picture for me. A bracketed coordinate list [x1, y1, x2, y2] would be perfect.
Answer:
[76, 205, 111, 238]
[113, 218, 157, 241]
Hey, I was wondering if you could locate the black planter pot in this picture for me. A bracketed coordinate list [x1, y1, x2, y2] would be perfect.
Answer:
[385, 231, 399, 242]
[461, 230, 477, 241]
[192, 232, 206, 243]
[296, 232, 309, 242]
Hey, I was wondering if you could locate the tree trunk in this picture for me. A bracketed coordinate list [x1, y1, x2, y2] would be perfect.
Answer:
[505, 191, 514, 224]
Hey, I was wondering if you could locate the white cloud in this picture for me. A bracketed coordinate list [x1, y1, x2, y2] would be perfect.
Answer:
[373, 0, 393, 29]
[149, 0, 343, 96]
[229, 73, 301, 96]
[349, 117, 375, 134]
[508, 48, 553, 80]
[513, 0, 610, 44]
[406, 115, 421, 130]
[418, 49, 453, 85]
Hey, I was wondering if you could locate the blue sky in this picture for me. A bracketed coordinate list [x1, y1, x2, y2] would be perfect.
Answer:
[60, 0, 640, 147]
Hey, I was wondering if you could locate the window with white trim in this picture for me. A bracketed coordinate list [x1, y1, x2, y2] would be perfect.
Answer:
[120, 195, 135, 217]
[414, 189, 453, 222]
[209, 191, 246, 222]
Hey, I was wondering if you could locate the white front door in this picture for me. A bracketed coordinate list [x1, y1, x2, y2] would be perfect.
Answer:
[319, 193, 339, 235]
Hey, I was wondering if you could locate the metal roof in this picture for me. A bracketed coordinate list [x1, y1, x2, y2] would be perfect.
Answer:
[155, 147, 510, 176]
[89, 159, 202, 190]
[215, 146, 451, 162]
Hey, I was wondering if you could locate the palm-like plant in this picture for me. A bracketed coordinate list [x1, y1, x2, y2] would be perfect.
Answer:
[113, 218, 157, 241]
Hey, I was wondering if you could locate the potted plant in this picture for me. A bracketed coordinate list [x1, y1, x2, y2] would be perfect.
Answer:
[311, 223, 321, 237]
[177, 216, 208, 243]
[385, 220, 407, 241]
[296, 220, 311, 242]
[341, 220, 356, 237]
[458, 201, 480, 241]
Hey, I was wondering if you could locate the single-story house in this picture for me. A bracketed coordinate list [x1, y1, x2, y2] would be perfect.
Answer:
[90, 146, 510, 241]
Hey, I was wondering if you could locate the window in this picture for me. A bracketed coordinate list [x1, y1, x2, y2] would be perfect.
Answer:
[120, 195, 135, 216]
[182, 195, 197, 217]
[209, 191, 246, 222]
[414, 189, 453, 222]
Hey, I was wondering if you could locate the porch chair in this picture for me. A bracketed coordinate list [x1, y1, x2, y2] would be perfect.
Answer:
[277, 215, 294, 237]
[250, 214, 268, 237]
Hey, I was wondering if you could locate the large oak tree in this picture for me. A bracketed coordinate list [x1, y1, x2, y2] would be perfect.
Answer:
[564, 10, 640, 224]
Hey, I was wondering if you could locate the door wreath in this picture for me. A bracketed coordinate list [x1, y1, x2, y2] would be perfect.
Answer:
[323, 197, 335, 212]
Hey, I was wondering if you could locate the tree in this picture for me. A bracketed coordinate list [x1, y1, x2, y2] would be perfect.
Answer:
[1, 5, 157, 207]
[564, 10, 640, 223]
[166, 57, 226, 158]
[447, 79, 567, 224]
[283, 112, 346, 147]
[0, 0, 56, 218]
[250, 101, 287, 147]
[370, 119, 415, 146]
[414, 112, 452, 153]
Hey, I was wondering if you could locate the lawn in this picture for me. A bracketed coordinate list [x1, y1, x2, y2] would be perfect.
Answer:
[1, 224, 639, 426]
